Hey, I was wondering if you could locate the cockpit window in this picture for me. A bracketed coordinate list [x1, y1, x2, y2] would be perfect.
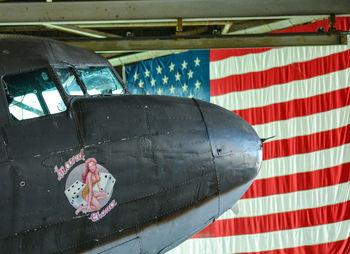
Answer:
[3, 69, 66, 120]
[55, 68, 84, 96]
[76, 67, 123, 95]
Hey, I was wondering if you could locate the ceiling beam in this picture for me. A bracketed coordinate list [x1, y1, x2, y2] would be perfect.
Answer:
[105, 16, 336, 66]
[227, 16, 328, 34]
[0, 1, 349, 25]
[108, 51, 182, 67]
[44, 24, 121, 38]
[66, 33, 347, 52]
[78, 21, 234, 29]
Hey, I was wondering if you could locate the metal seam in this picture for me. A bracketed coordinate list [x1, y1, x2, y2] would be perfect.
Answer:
[191, 98, 221, 218]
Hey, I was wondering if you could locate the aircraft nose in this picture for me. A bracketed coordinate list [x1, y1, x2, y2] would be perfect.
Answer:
[195, 100, 263, 214]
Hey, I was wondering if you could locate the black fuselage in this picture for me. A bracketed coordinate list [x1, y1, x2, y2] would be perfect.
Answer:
[0, 36, 262, 254]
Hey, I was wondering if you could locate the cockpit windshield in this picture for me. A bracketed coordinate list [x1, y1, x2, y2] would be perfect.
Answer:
[3, 69, 66, 120]
[3, 65, 125, 121]
[55, 68, 84, 96]
[76, 67, 124, 95]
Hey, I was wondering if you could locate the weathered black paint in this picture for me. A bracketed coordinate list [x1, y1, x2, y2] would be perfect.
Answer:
[0, 35, 262, 253]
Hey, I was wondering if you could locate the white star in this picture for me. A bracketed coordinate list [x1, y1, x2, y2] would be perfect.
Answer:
[182, 83, 188, 92]
[162, 75, 168, 84]
[194, 57, 200, 66]
[145, 69, 150, 77]
[175, 72, 181, 81]
[182, 60, 188, 69]
[138, 80, 144, 88]
[134, 72, 139, 81]
[188, 69, 194, 79]
[151, 78, 156, 87]
[195, 80, 201, 89]
[169, 62, 175, 72]
[170, 85, 175, 94]
[157, 88, 163, 95]
[157, 65, 162, 74]
[188, 93, 194, 98]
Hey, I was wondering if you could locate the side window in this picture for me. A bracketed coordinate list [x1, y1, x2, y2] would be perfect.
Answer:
[54, 68, 84, 96]
[77, 67, 124, 95]
[4, 69, 66, 120]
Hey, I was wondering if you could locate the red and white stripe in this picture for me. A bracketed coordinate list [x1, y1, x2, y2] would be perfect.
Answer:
[168, 17, 350, 254]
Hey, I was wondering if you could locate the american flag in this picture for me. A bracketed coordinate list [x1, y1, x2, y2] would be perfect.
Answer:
[126, 17, 350, 254]
[125, 50, 210, 101]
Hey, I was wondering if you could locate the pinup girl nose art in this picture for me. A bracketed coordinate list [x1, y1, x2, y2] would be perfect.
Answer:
[57, 150, 117, 222]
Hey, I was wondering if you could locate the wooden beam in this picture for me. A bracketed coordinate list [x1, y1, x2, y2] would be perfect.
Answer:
[66, 33, 347, 52]
[108, 51, 183, 67]
[227, 16, 328, 34]
[79, 21, 234, 29]
[44, 24, 121, 38]
[106, 16, 339, 66]
[0, 1, 349, 25]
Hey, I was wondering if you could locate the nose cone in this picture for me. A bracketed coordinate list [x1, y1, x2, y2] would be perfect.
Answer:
[196, 100, 262, 213]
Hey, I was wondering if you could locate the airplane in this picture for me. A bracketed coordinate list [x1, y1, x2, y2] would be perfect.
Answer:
[0, 35, 263, 254]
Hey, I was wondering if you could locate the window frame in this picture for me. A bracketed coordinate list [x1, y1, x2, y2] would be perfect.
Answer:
[52, 66, 87, 96]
